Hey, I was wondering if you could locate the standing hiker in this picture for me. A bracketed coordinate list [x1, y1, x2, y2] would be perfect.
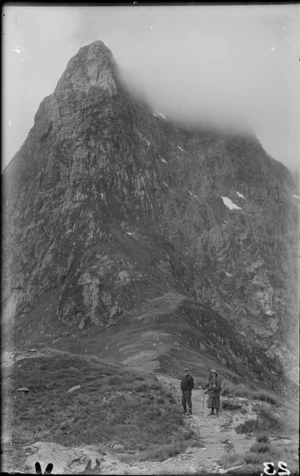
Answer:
[180, 369, 194, 415]
[205, 369, 221, 416]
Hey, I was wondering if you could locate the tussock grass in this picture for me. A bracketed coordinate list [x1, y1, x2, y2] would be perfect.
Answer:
[11, 355, 197, 460]
[269, 444, 299, 469]
[181, 429, 195, 440]
[256, 433, 269, 443]
[221, 381, 249, 397]
[259, 407, 285, 431]
[243, 451, 264, 465]
[236, 407, 285, 435]
[222, 399, 242, 411]
[250, 442, 271, 453]
[140, 427, 199, 462]
[252, 389, 279, 405]
[140, 437, 182, 462]
[244, 443, 298, 472]
[221, 381, 279, 405]
[222, 453, 243, 468]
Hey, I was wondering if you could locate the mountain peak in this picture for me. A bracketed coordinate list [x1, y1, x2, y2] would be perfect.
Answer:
[54, 40, 117, 95]
[77, 40, 113, 60]
[3, 40, 299, 395]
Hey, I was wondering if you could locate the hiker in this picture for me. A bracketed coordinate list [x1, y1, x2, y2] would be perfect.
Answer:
[180, 369, 194, 415]
[205, 369, 221, 416]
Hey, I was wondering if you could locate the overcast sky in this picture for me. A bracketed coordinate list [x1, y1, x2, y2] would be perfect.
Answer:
[2, 4, 300, 175]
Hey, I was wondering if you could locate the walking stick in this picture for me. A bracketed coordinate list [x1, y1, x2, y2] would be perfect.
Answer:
[202, 391, 205, 416]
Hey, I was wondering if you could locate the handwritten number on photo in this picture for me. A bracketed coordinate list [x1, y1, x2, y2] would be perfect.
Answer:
[262, 461, 290, 476]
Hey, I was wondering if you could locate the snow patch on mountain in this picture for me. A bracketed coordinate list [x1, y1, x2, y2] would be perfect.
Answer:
[221, 197, 242, 210]
[153, 111, 166, 120]
[138, 132, 150, 146]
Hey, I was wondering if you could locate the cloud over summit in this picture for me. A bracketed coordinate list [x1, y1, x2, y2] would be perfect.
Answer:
[3, 5, 300, 175]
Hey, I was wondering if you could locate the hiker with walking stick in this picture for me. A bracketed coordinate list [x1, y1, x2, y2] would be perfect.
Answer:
[204, 369, 222, 417]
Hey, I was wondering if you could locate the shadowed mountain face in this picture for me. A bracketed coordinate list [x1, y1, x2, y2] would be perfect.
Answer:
[3, 41, 299, 391]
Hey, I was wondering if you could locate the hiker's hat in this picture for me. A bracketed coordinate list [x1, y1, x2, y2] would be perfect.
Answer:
[184, 369, 189, 374]
[210, 369, 217, 374]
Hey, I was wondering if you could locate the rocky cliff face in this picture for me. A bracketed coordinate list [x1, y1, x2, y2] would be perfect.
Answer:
[3, 41, 299, 390]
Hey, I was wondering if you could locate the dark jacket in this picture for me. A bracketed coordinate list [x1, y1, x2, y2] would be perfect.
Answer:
[181, 374, 194, 392]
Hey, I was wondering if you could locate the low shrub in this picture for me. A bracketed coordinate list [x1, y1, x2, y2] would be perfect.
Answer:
[168, 395, 177, 404]
[135, 376, 145, 382]
[221, 381, 279, 405]
[163, 390, 177, 403]
[222, 399, 242, 411]
[190, 440, 204, 448]
[269, 443, 299, 471]
[259, 407, 285, 432]
[221, 381, 249, 398]
[250, 442, 271, 454]
[236, 419, 258, 434]
[236, 407, 285, 435]
[252, 389, 279, 405]
[243, 451, 265, 465]
[256, 433, 269, 443]
[244, 444, 298, 472]
[222, 453, 243, 468]
[134, 382, 150, 393]
[141, 438, 182, 462]
[181, 428, 195, 440]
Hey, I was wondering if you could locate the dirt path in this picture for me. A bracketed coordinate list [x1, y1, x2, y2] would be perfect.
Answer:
[151, 375, 255, 474]
[73, 375, 255, 475]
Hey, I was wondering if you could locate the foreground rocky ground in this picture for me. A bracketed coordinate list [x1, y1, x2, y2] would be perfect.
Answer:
[3, 349, 298, 475]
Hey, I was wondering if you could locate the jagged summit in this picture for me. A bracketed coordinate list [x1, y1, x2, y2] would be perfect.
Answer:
[54, 40, 117, 95]
[77, 40, 113, 57]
